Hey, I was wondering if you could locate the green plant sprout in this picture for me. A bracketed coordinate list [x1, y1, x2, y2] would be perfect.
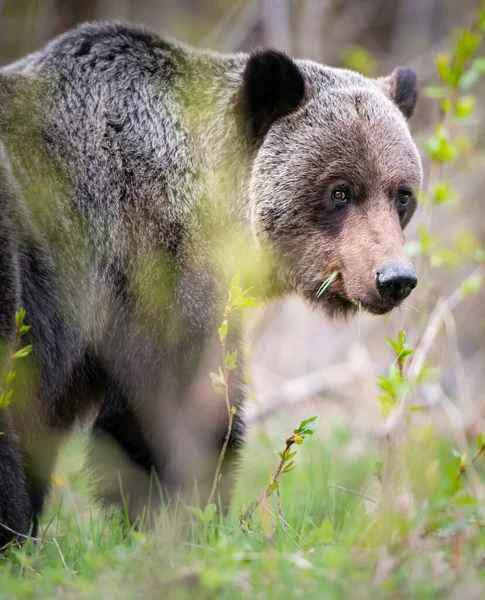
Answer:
[0, 309, 32, 411]
[207, 273, 259, 506]
[239, 415, 320, 528]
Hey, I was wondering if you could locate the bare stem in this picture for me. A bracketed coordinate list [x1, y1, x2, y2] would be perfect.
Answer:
[207, 309, 234, 506]
[240, 434, 296, 524]
[457, 443, 485, 483]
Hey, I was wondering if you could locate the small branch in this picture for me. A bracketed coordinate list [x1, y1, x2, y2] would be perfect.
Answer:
[207, 277, 259, 506]
[327, 485, 381, 508]
[380, 265, 485, 436]
[0, 521, 45, 544]
[458, 443, 485, 480]
[207, 310, 233, 506]
[328, 485, 406, 522]
[240, 434, 296, 524]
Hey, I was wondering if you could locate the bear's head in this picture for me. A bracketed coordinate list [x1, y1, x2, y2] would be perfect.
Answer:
[242, 50, 422, 317]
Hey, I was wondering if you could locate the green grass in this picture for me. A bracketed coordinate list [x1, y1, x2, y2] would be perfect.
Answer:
[1, 423, 485, 599]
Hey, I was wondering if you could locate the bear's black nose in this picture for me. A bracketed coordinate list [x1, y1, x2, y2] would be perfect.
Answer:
[376, 263, 417, 302]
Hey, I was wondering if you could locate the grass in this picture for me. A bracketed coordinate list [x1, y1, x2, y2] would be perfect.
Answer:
[1, 417, 485, 599]
[316, 271, 339, 298]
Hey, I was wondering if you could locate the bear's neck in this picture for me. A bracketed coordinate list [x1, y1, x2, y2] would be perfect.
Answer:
[180, 50, 254, 228]
[174, 50, 290, 300]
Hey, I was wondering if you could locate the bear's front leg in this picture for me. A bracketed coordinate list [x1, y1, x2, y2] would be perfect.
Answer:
[0, 412, 33, 548]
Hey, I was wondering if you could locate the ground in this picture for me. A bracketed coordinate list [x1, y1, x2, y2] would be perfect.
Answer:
[1, 413, 485, 600]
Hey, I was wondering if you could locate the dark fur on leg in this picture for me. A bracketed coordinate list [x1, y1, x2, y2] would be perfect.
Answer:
[0, 416, 32, 548]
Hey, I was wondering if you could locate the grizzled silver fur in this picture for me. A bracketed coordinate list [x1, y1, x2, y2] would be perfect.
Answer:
[0, 22, 422, 543]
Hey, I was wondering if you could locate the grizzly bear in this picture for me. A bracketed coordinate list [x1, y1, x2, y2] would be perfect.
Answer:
[0, 21, 421, 545]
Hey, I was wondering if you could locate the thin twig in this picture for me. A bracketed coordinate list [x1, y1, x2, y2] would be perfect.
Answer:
[240, 434, 296, 524]
[443, 307, 485, 433]
[380, 265, 485, 436]
[327, 485, 381, 507]
[0, 521, 47, 544]
[328, 485, 406, 522]
[274, 483, 287, 531]
[458, 443, 485, 479]
[207, 309, 234, 506]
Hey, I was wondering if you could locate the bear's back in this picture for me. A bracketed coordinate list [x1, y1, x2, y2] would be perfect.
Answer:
[1, 22, 199, 254]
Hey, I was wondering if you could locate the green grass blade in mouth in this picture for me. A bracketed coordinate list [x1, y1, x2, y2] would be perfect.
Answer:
[316, 270, 339, 298]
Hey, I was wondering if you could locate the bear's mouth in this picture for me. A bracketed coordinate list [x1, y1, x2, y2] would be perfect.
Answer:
[357, 297, 402, 316]
[313, 272, 405, 317]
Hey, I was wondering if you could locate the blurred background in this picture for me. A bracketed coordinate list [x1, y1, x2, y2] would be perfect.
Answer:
[1, 0, 484, 445]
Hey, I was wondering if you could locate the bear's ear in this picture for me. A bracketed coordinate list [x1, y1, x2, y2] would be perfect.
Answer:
[376, 67, 418, 120]
[241, 49, 306, 140]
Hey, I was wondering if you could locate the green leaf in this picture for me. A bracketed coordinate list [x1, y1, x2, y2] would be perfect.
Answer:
[418, 225, 438, 256]
[230, 296, 259, 310]
[13, 345, 32, 359]
[224, 350, 238, 371]
[18, 325, 31, 337]
[15, 309, 26, 328]
[461, 273, 484, 297]
[425, 127, 457, 163]
[341, 45, 377, 77]
[454, 29, 480, 62]
[477, 432, 485, 450]
[0, 389, 13, 408]
[377, 376, 393, 396]
[455, 231, 481, 259]
[459, 67, 481, 90]
[431, 248, 460, 268]
[379, 395, 395, 417]
[226, 273, 260, 313]
[282, 461, 295, 474]
[218, 320, 228, 344]
[267, 478, 278, 494]
[432, 182, 457, 205]
[455, 95, 475, 119]
[294, 415, 320, 437]
[5, 370, 16, 386]
[386, 337, 400, 354]
[435, 54, 453, 85]
[284, 451, 297, 462]
[209, 369, 226, 396]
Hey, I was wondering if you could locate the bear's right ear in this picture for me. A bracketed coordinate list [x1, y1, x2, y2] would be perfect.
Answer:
[241, 49, 306, 141]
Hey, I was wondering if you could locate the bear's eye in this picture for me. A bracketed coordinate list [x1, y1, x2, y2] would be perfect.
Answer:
[398, 188, 412, 207]
[331, 188, 349, 204]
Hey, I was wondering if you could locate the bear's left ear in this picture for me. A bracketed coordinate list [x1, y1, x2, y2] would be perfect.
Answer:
[241, 49, 306, 141]
[376, 67, 418, 120]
